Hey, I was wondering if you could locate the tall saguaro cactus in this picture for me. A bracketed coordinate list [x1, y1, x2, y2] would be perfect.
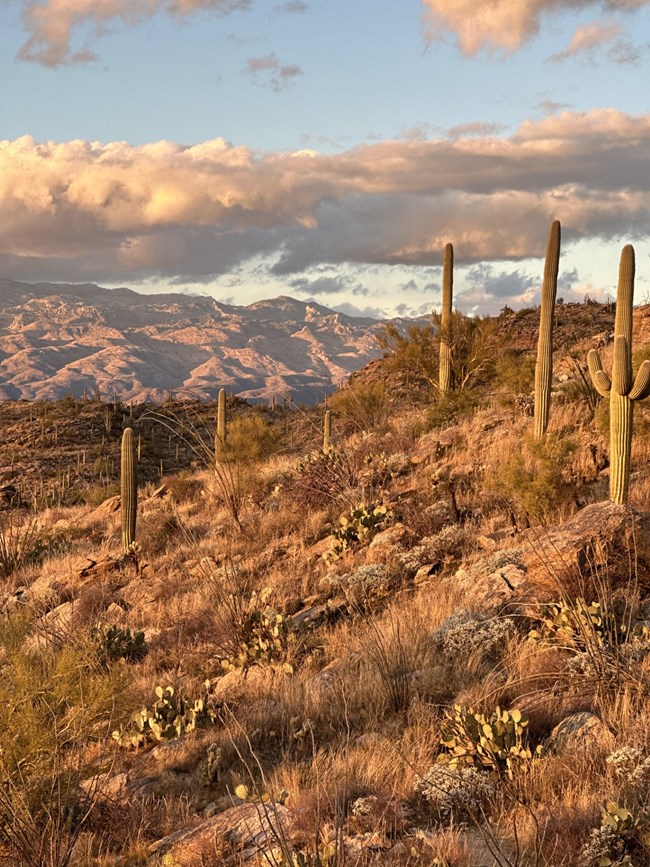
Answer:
[323, 409, 332, 454]
[588, 245, 650, 504]
[215, 388, 226, 461]
[121, 427, 137, 553]
[534, 220, 561, 439]
[439, 243, 454, 393]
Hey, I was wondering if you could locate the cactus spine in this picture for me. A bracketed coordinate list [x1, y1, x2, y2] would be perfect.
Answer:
[534, 220, 561, 439]
[323, 409, 332, 454]
[215, 388, 226, 461]
[121, 427, 137, 553]
[439, 243, 454, 393]
[587, 246, 650, 504]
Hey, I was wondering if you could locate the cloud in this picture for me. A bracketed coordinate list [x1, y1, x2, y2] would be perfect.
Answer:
[550, 20, 640, 63]
[273, 0, 308, 12]
[420, 0, 650, 55]
[18, 0, 252, 67]
[246, 52, 303, 91]
[0, 109, 648, 285]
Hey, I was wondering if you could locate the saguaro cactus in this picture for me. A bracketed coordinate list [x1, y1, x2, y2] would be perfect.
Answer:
[121, 427, 137, 553]
[215, 388, 226, 461]
[588, 245, 650, 504]
[323, 409, 332, 454]
[439, 243, 454, 393]
[534, 220, 561, 439]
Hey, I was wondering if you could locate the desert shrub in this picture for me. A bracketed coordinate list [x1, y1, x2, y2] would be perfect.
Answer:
[325, 564, 393, 607]
[328, 380, 391, 432]
[0, 616, 129, 866]
[488, 432, 578, 521]
[226, 414, 281, 464]
[284, 449, 359, 509]
[0, 513, 43, 579]
[431, 610, 515, 661]
[438, 705, 544, 779]
[424, 388, 482, 429]
[398, 525, 469, 576]
[580, 802, 637, 867]
[493, 350, 535, 398]
[113, 683, 218, 748]
[376, 322, 438, 390]
[414, 764, 497, 821]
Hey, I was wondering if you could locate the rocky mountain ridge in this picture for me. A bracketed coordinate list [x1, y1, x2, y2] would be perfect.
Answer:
[0, 280, 424, 403]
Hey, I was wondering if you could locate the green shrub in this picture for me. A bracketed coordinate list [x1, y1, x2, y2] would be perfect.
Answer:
[489, 432, 578, 521]
[225, 414, 281, 464]
[329, 380, 391, 432]
[0, 616, 129, 866]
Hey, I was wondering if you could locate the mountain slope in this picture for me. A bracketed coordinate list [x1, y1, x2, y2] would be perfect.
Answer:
[0, 280, 422, 403]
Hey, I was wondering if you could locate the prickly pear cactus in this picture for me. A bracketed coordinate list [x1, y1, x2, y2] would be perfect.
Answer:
[534, 220, 560, 439]
[588, 246, 650, 503]
[121, 427, 137, 553]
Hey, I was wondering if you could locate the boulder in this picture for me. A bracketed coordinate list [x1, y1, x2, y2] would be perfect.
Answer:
[546, 712, 614, 754]
[450, 502, 650, 611]
[149, 802, 293, 865]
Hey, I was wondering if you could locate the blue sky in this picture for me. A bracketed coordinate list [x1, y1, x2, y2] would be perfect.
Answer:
[0, 0, 649, 318]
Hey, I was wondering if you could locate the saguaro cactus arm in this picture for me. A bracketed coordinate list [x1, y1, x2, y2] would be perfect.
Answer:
[587, 350, 611, 397]
[628, 361, 650, 400]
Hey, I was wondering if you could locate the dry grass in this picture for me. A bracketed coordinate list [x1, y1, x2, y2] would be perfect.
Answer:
[4, 347, 650, 865]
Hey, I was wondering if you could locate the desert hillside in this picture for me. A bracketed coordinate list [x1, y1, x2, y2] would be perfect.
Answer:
[2, 296, 650, 866]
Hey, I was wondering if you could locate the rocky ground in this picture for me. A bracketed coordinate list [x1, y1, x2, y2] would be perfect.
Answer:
[2, 300, 650, 866]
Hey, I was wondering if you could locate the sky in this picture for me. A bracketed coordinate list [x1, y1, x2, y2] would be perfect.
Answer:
[0, 0, 649, 319]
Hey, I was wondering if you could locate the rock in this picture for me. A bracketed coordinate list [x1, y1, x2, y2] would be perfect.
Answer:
[546, 712, 614, 754]
[89, 495, 121, 519]
[450, 502, 650, 611]
[343, 831, 391, 863]
[24, 601, 74, 651]
[368, 523, 407, 549]
[212, 665, 281, 703]
[149, 801, 293, 865]
[307, 535, 336, 559]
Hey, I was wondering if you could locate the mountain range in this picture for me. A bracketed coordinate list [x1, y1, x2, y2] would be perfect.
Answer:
[0, 280, 426, 403]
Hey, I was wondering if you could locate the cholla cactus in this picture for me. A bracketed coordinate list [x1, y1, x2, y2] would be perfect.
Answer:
[588, 246, 650, 503]
[323, 409, 332, 454]
[120, 427, 137, 553]
[439, 242, 453, 393]
[215, 387, 226, 461]
[534, 220, 560, 439]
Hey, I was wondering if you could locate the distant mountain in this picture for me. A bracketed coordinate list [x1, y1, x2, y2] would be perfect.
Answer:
[0, 280, 427, 403]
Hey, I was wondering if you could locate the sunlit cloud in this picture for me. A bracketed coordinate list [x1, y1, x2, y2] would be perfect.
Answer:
[550, 20, 640, 63]
[246, 52, 303, 91]
[421, 0, 649, 55]
[0, 110, 648, 286]
[18, 0, 252, 67]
